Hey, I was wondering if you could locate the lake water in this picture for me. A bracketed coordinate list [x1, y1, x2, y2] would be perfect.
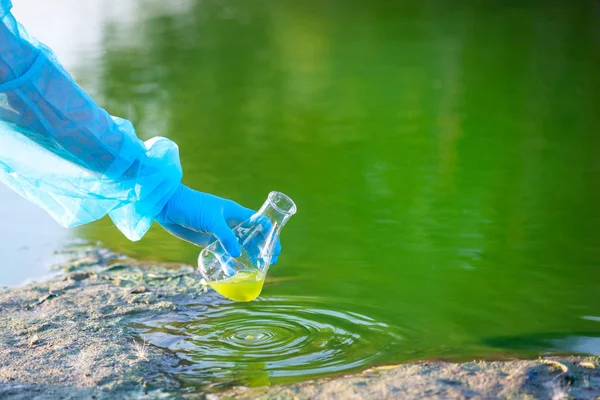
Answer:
[2, 0, 600, 393]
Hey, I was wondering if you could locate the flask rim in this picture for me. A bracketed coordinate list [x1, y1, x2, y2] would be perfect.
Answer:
[268, 191, 297, 216]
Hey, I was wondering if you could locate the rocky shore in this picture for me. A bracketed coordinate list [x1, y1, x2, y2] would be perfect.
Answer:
[1, 247, 598, 399]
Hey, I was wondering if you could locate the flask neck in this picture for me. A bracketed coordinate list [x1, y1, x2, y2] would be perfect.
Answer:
[257, 192, 297, 234]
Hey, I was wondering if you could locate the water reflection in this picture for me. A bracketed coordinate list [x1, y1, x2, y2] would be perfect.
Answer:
[552, 337, 600, 356]
[483, 332, 600, 357]
[0, 185, 69, 286]
[135, 295, 404, 390]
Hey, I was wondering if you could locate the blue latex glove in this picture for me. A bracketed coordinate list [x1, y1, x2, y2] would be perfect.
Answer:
[156, 185, 281, 264]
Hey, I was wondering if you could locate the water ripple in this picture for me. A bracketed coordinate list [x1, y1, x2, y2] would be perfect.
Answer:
[135, 295, 404, 389]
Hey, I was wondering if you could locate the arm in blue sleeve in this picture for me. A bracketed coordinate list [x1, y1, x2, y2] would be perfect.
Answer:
[0, 0, 182, 240]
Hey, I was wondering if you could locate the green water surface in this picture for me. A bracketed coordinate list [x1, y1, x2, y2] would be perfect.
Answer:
[74, 0, 600, 391]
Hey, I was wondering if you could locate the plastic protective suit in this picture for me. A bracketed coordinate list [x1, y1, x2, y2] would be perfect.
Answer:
[0, 0, 280, 260]
[0, 0, 182, 241]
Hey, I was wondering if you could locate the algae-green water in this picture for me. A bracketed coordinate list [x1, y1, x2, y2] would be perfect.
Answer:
[5, 0, 600, 392]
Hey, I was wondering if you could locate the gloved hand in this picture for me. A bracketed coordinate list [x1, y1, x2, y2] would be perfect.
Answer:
[156, 185, 281, 264]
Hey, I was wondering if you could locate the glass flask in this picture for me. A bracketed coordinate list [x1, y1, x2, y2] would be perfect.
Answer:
[198, 191, 297, 302]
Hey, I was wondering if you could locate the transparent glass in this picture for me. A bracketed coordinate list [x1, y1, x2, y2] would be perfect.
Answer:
[198, 191, 297, 302]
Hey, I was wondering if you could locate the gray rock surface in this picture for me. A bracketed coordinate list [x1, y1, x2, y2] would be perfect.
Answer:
[216, 357, 600, 400]
[0, 246, 200, 398]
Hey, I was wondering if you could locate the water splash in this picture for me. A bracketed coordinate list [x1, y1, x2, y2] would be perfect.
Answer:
[134, 295, 404, 390]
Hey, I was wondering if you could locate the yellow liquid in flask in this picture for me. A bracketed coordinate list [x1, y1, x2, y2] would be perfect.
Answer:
[208, 270, 265, 302]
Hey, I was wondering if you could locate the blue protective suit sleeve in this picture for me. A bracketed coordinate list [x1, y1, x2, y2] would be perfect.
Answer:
[0, 0, 182, 240]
